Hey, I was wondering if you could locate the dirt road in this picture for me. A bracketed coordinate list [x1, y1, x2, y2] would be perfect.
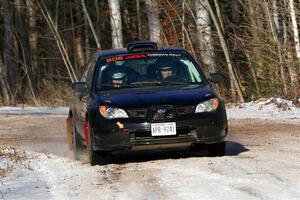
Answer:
[0, 115, 299, 199]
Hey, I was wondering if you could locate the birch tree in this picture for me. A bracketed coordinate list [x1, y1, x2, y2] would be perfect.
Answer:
[284, 0, 298, 93]
[145, 0, 161, 43]
[195, 0, 215, 73]
[288, 0, 300, 64]
[108, 0, 123, 48]
[263, 0, 288, 94]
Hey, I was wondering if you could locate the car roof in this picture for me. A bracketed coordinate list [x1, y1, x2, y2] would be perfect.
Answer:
[95, 46, 187, 59]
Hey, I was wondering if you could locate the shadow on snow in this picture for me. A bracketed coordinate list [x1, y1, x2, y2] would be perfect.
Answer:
[104, 141, 249, 165]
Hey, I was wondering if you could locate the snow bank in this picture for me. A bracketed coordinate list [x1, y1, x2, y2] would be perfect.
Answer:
[226, 98, 300, 121]
[0, 147, 51, 199]
[0, 106, 69, 116]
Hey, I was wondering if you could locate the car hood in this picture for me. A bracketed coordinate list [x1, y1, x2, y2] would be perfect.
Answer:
[95, 84, 216, 108]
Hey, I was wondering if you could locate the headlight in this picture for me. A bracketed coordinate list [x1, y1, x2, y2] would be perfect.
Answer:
[99, 105, 129, 119]
[195, 98, 219, 113]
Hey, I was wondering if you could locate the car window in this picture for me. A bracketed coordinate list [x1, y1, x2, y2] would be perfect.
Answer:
[87, 59, 96, 88]
[79, 56, 97, 92]
[96, 53, 205, 90]
[80, 71, 88, 82]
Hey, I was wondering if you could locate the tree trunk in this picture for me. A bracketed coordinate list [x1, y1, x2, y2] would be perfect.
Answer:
[205, 0, 245, 102]
[84, 16, 90, 60]
[2, 0, 16, 103]
[94, 0, 102, 43]
[195, 0, 216, 73]
[75, 36, 85, 68]
[263, 0, 288, 95]
[27, 0, 38, 87]
[15, 33, 40, 105]
[81, 0, 101, 49]
[214, 0, 224, 33]
[288, 0, 300, 65]
[136, 0, 142, 40]
[145, 0, 161, 43]
[0, 55, 10, 104]
[245, 51, 260, 96]
[108, 0, 123, 48]
[182, 0, 186, 48]
[55, 0, 59, 29]
[283, 17, 298, 95]
[15, 0, 30, 69]
[272, 0, 280, 37]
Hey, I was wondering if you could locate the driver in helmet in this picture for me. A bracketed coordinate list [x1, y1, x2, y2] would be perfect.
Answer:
[158, 65, 174, 80]
[111, 72, 127, 87]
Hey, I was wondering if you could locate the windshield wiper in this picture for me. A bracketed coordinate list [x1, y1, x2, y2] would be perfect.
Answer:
[184, 82, 204, 85]
[98, 84, 138, 90]
[130, 80, 203, 86]
[130, 81, 163, 86]
[161, 81, 187, 85]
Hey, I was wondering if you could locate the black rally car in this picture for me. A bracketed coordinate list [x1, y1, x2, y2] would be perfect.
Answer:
[66, 41, 228, 165]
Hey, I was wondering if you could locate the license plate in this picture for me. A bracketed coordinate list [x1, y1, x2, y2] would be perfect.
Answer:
[151, 122, 176, 136]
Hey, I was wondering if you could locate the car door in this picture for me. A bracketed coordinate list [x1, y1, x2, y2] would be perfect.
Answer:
[74, 57, 97, 137]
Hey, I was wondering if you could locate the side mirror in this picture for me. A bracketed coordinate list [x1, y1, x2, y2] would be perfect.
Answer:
[209, 73, 224, 83]
[72, 82, 87, 92]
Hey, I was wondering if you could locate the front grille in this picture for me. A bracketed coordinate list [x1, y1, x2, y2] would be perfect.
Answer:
[147, 105, 175, 122]
[127, 109, 147, 118]
[127, 104, 195, 120]
[176, 105, 195, 115]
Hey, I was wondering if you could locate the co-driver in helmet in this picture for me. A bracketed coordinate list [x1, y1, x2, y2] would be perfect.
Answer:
[111, 72, 127, 87]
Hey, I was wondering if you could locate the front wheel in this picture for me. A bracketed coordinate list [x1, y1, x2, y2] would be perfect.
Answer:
[87, 123, 108, 166]
[208, 142, 226, 157]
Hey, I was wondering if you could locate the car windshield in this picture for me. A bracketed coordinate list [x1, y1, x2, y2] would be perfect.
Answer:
[96, 53, 206, 90]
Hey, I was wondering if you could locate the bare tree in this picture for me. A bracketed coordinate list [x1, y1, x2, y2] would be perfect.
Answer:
[27, 0, 38, 86]
[108, 0, 123, 48]
[263, 0, 288, 95]
[2, 0, 15, 103]
[0, 55, 10, 104]
[35, 0, 78, 83]
[205, 0, 245, 102]
[288, 0, 300, 63]
[136, 0, 142, 40]
[195, 0, 216, 73]
[81, 0, 101, 49]
[145, 0, 161, 43]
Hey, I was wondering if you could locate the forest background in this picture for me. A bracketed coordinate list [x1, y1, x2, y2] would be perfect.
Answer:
[0, 0, 299, 106]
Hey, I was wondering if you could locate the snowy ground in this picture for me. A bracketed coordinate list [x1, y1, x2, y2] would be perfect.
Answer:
[0, 98, 299, 200]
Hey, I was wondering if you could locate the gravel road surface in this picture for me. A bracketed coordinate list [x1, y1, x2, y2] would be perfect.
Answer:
[0, 115, 299, 200]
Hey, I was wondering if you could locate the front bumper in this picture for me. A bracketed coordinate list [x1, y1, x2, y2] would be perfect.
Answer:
[91, 115, 227, 151]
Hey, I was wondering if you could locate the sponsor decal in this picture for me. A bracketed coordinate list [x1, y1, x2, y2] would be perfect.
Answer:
[106, 56, 123, 63]
[147, 53, 181, 57]
[106, 54, 147, 63]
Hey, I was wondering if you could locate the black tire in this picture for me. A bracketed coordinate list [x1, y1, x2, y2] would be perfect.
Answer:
[208, 142, 226, 157]
[88, 123, 108, 166]
[72, 124, 84, 160]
